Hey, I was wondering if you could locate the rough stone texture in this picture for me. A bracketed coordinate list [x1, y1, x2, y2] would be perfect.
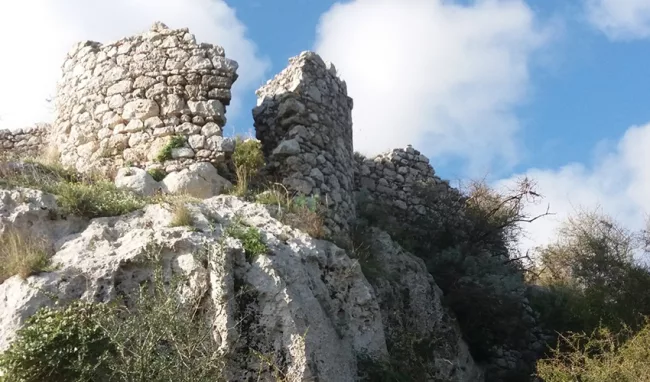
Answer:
[0, 190, 482, 381]
[49, 22, 238, 176]
[0, 188, 86, 244]
[161, 161, 232, 198]
[354, 145, 455, 223]
[253, 51, 355, 237]
[114, 167, 161, 196]
[0, 124, 51, 159]
[367, 228, 484, 382]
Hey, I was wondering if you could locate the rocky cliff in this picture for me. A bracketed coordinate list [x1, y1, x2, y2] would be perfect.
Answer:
[0, 187, 483, 381]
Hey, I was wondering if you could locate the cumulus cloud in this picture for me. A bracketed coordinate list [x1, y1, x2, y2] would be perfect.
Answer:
[0, 0, 269, 131]
[585, 0, 650, 40]
[496, 122, 650, 257]
[314, 0, 553, 175]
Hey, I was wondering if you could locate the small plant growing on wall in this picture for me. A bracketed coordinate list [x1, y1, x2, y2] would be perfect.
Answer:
[146, 168, 166, 182]
[155, 136, 186, 163]
[232, 138, 265, 197]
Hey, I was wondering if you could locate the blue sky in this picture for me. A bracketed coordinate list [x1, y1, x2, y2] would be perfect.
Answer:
[229, 0, 650, 180]
[1, 0, 650, 253]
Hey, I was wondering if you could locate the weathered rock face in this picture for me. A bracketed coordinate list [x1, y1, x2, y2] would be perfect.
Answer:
[253, 52, 355, 237]
[0, 189, 483, 381]
[50, 22, 238, 176]
[114, 167, 161, 196]
[160, 161, 232, 198]
[365, 228, 484, 382]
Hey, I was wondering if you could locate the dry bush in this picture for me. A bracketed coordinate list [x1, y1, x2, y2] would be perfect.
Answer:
[537, 321, 650, 382]
[0, 229, 52, 283]
[256, 184, 326, 239]
[169, 202, 194, 227]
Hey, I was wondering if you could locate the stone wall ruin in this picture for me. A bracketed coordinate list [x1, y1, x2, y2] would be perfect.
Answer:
[50, 22, 238, 176]
[253, 52, 356, 236]
[0, 21, 556, 380]
[0, 124, 51, 159]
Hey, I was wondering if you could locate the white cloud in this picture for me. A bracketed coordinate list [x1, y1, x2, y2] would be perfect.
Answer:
[0, 0, 269, 131]
[585, 0, 650, 40]
[314, 0, 554, 175]
[496, 122, 650, 257]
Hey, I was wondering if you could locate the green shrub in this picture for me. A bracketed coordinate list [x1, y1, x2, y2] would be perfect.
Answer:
[225, 223, 268, 262]
[155, 136, 186, 163]
[530, 210, 650, 343]
[0, 301, 113, 382]
[0, 230, 53, 283]
[537, 322, 650, 381]
[147, 168, 166, 182]
[231, 138, 264, 197]
[0, 269, 226, 382]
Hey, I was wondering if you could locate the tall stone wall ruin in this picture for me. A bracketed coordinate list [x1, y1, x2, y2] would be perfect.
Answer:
[51, 22, 238, 176]
[253, 52, 356, 236]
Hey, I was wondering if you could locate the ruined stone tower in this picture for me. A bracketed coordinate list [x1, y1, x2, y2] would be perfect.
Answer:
[51, 22, 238, 175]
[253, 52, 355, 236]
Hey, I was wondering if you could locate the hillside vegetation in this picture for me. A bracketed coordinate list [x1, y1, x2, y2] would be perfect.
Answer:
[3, 144, 650, 382]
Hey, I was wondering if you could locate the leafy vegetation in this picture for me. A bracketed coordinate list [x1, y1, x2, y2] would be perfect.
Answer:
[225, 222, 268, 262]
[537, 322, 650, 381]
[155, 135, 186, 163]
[0, 301, 113, 382]
[232, 137, 265, 197]
[0, 269, 226, 382]
[146, 168, 166, 182]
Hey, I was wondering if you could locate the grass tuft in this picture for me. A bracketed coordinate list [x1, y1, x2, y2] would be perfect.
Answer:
[169, 202, 194, 227]
[256, 184, 326, 239]
[0, 157, 148, 219]
[0, 229, 53, 283]
[146, 168, 167, 182]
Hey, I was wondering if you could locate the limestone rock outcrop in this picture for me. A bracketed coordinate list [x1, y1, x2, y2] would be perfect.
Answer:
[160, 161, 232, 198]
[0, 189, 483, 381]
[114, 167, 161, 196]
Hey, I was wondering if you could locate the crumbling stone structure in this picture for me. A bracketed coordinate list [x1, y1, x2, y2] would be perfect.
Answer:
[50, 22, 238, 176]
[354, 145, 461, 218]
[0, 23, 550, 380]
[253, 52, 355, 236]
[0, 124, 51, 159]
